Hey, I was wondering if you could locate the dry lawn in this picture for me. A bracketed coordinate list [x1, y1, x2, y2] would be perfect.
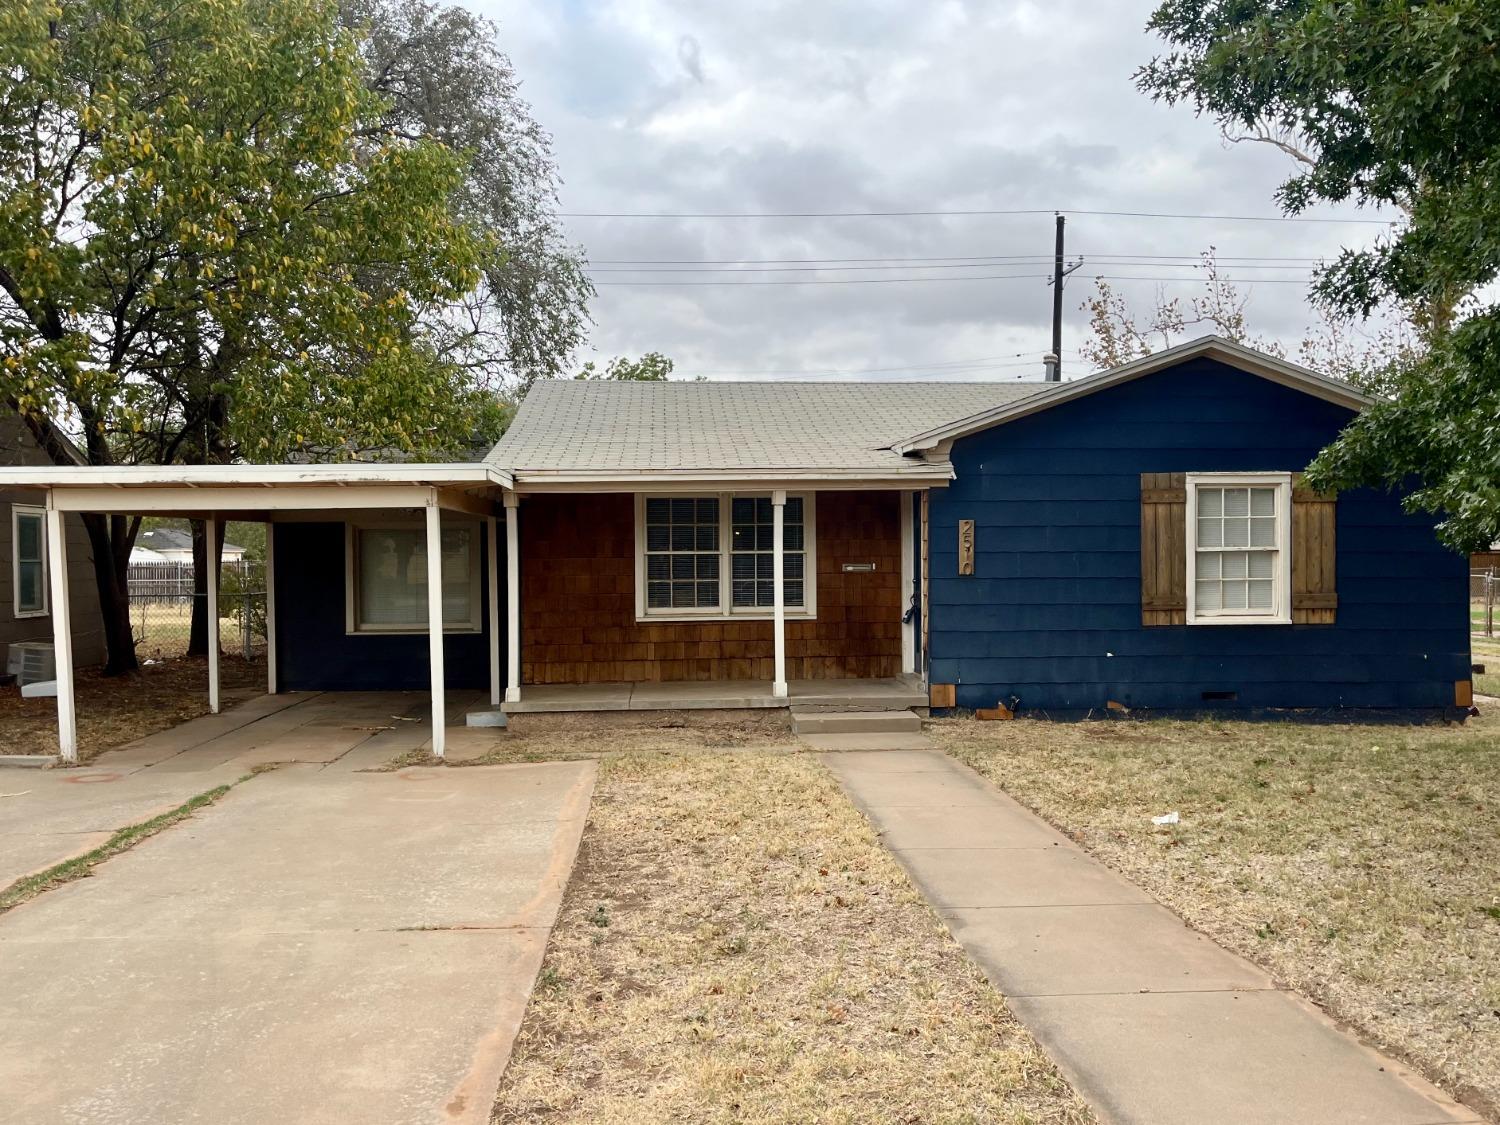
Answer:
[934, 712, 1500, 1118]
[492, 740, 1093, 1125]
[1473, 636, 1500, 698]
[0, 653, 264, 762]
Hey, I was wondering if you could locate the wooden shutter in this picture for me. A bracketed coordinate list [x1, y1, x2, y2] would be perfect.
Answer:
[1141, 472, 1186, 626]
[1291, 474, 1337, 624]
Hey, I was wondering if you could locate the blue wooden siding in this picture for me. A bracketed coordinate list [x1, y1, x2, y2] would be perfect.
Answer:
[272, 521, 494, 692]
[927, 358, 1470, 713]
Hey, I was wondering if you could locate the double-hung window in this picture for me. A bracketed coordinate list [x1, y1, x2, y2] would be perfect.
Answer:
[731, 495, 805, 610]
[1185, 473, 1291, 625]
[346, 520, 482, 634]
[638, 493, 815, 620]
[12, 505, 47, 618]
[642, 497, 722, 612]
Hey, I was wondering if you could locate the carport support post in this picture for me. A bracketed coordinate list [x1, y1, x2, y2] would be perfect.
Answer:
[206, 514, 220, 715]
[45, 503, 78, 763]
[425, 496, 446, 758]
[487, 514, 501, 707]
[504, 492, 520, 704]
[264, 522, 277, 694]
[772, 489, 787, 698]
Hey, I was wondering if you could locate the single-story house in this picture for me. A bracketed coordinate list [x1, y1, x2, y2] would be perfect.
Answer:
[130, 526, 247, 565]
[1, 412, 105, 677]
[0, 336, 1472, 761]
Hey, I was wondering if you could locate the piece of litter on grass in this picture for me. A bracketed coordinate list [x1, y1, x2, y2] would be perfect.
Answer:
[1152, 811, 1180, 826]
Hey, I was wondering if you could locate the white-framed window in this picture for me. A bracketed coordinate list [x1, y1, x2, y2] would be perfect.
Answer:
[345, 519, 482, 634]
[12, 505, 48, 619]
[1185, 473, 1292, 626]
[635, 493, 817, 621]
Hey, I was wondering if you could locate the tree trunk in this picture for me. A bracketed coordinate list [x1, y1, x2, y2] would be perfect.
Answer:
[79, 512, 141, 677]
[186, 518, 224, 658]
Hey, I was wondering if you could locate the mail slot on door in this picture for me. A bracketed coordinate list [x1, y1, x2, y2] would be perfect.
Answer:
[841, 562, 877, 572]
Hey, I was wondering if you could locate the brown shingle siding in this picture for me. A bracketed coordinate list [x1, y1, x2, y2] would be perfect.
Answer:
[519, 490, 903, 684]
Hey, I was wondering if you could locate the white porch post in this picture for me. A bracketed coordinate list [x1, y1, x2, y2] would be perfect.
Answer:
[45, 504, 77, 763]
[772, 489, 788, 698]
[264, 521, 277, 695]
[425, 495, 446, 758]
[900, 490, 916, 676]
[487, 514, 501, 707]
[206, 514, 220, 714]
[503, 492, 520, 704]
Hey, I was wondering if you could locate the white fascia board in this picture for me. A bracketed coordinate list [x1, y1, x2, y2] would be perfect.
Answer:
[0, 462, 514, 491]
[891, 335, 1374, 454]
[509, 464, 955, 493]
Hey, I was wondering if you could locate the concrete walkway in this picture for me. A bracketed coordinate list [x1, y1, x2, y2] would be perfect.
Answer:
[825, 749, 1480, 1125]
[0, 711, 594, 1124]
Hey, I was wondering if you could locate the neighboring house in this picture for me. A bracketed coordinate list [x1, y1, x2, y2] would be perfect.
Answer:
[0, 413, 105, 673]
[131, 527, 246, 565]
[1, 336, 1474, 760]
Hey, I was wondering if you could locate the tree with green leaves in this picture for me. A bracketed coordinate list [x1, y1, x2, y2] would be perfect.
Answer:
[344, 0, 593, 396]
[574, 352, 676, 382]
[0, 0, 517, 672]
[1137, 0, 1500, 550]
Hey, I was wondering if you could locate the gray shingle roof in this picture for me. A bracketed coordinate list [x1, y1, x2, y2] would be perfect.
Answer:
[486, 380, 1043, 474]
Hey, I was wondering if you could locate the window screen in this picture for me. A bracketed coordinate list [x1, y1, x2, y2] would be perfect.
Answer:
[13, 508, 45, 615]
[644, 497, 721, 610]
[356, 525, 475, 629]
[1194, 486, 1278, 615]
[730, 496, 805, 609]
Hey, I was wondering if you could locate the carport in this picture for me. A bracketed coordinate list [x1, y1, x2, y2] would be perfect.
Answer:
[0, 463, 516, 762]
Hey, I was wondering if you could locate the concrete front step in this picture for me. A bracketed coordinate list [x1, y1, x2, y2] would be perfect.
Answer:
[464, 707, 510, 729]
[791, 708, 922, 735]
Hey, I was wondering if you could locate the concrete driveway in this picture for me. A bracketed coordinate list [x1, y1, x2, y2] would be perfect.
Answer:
[0, 697, 594, 1125]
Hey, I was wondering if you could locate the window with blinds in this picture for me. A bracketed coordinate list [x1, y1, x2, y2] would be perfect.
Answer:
[636, 493, 816, 619]
[730, 496, 805, 609]
[644, 497, 721, 611]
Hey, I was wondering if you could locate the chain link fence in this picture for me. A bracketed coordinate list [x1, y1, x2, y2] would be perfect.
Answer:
[128, 560, 267, 662]
[1473, 569, 1497, 637]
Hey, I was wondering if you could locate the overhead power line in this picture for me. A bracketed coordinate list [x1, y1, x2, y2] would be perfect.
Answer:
[585, 260, 1318, 274]
[588, 252, 1324, 265]
[561, 206, 1393, 225]
[679, 350, 1048, 377]
[591, 272, 1316, 287]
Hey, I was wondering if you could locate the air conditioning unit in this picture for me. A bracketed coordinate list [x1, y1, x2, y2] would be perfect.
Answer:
[7, 642, 57, 686]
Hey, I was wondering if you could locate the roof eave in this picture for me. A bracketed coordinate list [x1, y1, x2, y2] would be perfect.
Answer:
[507, 464, 955, 491]
[891, 335, 1374, 454]
[0, 462, 514, 490]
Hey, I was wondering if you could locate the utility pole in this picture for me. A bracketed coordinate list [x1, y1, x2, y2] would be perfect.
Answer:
[1045, 213, 1083, 382]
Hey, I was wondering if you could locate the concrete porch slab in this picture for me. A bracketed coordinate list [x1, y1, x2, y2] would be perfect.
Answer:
[501, 676, 926, 714]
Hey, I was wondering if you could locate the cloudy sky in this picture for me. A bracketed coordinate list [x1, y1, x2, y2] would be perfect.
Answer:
[478, 0, 1398, 382]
